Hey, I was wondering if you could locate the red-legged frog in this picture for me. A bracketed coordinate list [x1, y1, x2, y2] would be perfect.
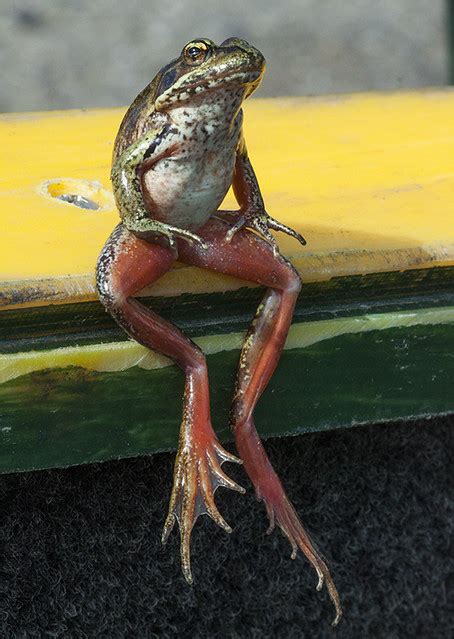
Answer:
[96, 37, 342, 626]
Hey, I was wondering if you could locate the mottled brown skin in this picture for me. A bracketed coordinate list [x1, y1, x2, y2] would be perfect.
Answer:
[96, 38, 342, 626]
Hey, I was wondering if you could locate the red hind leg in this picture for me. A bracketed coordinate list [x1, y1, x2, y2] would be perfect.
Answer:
[178, 217, 342, 625]
[96, 224, 244, 583]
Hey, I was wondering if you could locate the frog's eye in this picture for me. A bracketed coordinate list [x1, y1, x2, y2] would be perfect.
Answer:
[183, 40, 210, 66]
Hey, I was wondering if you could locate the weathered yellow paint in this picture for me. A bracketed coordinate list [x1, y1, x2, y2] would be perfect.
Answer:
[1, 90, 454, 309]
[1, 306, 453, 385]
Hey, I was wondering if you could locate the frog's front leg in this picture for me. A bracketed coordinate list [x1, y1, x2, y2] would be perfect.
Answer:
[223, 140, 307, 254]
[178, 218, 342, 626]
[96, 224, 244, 584]
[111, 126, 208, 252]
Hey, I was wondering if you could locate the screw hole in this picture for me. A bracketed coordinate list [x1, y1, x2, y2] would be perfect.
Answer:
[57, 193, 100, 210]
[41, 178, 114, 212]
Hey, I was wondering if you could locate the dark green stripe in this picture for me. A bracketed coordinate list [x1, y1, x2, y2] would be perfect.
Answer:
[1, 265, 453, 354]
[0, 321, 452, 474]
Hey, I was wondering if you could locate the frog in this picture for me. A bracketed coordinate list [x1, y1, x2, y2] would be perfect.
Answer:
[96, 37, 342, 626]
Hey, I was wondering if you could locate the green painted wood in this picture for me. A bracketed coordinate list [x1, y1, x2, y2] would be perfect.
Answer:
[1, 266, 453, 354]
[1, 321, 453, 474]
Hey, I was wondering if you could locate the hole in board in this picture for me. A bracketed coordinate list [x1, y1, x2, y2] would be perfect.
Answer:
[57, 193, 99, 210]
[40, 178, 115, 212]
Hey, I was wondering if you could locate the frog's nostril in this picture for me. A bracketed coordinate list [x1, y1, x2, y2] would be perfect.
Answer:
[41, 178, 115, 212]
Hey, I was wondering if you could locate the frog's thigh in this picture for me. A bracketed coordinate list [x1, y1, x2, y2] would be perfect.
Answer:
[96, 223, 196, 362]
[176, 217, 300, 290]
[96, 223, 174, 305]
[177, 216, 301, 417]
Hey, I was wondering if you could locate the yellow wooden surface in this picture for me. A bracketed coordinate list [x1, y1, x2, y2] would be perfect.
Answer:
[1, 90, 454, 309]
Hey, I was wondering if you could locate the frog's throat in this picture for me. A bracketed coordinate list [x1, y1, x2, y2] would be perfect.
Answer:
[155, 69, 262, 111]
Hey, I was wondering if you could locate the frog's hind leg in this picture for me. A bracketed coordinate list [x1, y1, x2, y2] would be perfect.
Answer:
[96, 223, 244, 584]
[177, 217, 342, 626]
[229, 289, 343, 625]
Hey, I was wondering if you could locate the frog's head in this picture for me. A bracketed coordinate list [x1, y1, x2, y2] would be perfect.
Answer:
[154, 38, 265, 111]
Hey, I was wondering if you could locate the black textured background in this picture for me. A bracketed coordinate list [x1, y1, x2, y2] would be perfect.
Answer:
[1, 416, 453, 638]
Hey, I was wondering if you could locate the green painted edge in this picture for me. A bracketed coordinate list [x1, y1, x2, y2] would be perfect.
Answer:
[1, 317, 453, 474]
[1, 265, 453, 354]
[1, 305, 454, 386]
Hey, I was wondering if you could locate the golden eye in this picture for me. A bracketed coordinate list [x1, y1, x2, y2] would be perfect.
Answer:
[183, 41, 210, 65]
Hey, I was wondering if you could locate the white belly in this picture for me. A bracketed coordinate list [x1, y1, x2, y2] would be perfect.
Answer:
[142, 145, 236, 230]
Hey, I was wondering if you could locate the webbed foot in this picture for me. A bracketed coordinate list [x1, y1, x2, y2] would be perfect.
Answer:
[258, 482, 342, 627]
[254, 458, 342, 626]
[236, 421, 342, 627]
[220, 209, 306, 257]
[162, 438, 245, 584]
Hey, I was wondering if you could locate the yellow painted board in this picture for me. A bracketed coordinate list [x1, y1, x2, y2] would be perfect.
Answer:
[1, 89, 454, 310]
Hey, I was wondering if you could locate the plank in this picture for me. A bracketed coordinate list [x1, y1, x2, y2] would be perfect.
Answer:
[1, 91, 453, 473]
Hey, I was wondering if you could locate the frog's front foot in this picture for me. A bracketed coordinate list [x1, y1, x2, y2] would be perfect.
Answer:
[222, 210, 306, 257]
[162, 433, 245, 584]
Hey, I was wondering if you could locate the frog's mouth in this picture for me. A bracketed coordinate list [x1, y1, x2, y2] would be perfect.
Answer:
[155, 68, 262, 110]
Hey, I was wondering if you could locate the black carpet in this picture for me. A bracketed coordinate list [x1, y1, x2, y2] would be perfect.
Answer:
[1, 416, 453, 638]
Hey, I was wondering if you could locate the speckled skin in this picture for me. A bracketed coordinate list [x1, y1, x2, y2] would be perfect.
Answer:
[140, 96, 243, 230]
[96, 38, 341, 626]
[110, 38, 260, 247]
[110, 37, 305, 253]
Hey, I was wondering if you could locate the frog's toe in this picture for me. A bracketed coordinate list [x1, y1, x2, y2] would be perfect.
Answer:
[266, 216, 307, 246]
[225, 215, 248, 242]
[162, 439, 245, 584]
[255, 475, 342, 627]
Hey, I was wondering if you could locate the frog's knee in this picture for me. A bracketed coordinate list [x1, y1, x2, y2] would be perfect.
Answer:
[96, 267, 125, 311]
[187, 346, 207, 374]
[287, 272, 302, 295]
[282, 263, 302, 295]
[96, 223, 132, 310]
[96, 248, 126, 310]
